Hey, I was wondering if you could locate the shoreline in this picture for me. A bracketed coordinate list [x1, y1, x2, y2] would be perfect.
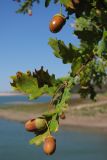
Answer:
[0, 92, 23, 97]
[0, 92, 49, 97]
[0, 109, 107, 131]
[0, 94, 107, 130]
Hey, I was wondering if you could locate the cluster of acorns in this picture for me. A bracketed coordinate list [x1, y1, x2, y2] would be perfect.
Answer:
[24, 112, 66, 155]
[14, 70, 66, 156]
[25, 117, 56, 155]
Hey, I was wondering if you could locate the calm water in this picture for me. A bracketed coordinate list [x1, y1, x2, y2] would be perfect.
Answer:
[0, 120, 107, 160]
[0, 95, 51, 105]
[0, 96, 107, 159]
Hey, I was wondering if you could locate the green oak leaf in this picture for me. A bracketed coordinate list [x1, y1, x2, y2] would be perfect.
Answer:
[74, 17, 93, 32]
[29, 130, 49, 146]
[33, 66, 56, 87]
[10, 68, 58, 100]
[48, 38, 79, 64]
[43, 110, 57, 118]
[71, 57, 83, 76]
[49, 119, 59, 132]
[74, 17, 102, 43]
[55, 87, 71, 111]
[49, 114, 59, 132]
[98, 29, 107, 58]
[16, 0, 39, 13]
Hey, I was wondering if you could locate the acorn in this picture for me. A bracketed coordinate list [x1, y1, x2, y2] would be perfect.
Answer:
[25, 118, 47, 132]
[49, 14, 66, 33]
[60, 112, 66, 120]
[43, 136, 56, 155]
[26, 70, 31, 76]
[16, 71, 22, 79]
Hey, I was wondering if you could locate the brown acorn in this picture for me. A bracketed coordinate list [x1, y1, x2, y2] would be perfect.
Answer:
[49, 14, 66, 33]
[16, 71, 22, 79]
[43, 136, 56, 155]
[60, 112, 66, 120]
[25, 118, 47, 132]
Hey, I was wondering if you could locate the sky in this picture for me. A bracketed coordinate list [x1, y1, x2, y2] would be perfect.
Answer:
[0, 0, 79, 92]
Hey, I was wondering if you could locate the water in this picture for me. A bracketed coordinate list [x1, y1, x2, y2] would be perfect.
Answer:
[0, 120, 107, 160]
[0, 96, 107, 159]
[0, 95, 51, 105]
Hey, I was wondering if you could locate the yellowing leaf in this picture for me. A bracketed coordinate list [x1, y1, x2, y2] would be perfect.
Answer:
[10, 68, 58, 100]
[60, 0, 75, 9]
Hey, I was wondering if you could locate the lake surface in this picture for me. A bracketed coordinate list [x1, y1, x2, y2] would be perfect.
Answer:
[0, 96, 107, 160]
[0, 120, 107, 160]
[0, 95, 51, 105]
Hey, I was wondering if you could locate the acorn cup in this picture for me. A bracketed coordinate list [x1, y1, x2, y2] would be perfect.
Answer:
[43, 136, 56, 155]
[25, 117, 47, 132]
[49, 13, 66, 33]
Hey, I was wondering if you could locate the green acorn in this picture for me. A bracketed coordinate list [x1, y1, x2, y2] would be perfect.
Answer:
[25, 117, 47, 132]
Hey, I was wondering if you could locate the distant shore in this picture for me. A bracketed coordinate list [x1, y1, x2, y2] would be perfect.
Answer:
[0, 93, 107, 130]
[0, 92, 23, 96]
[0, 108, 107, 131]
[0, 92, 49, 97]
